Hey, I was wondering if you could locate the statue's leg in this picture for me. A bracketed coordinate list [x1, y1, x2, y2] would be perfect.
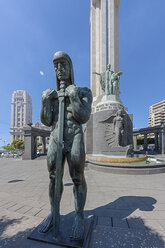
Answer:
[39, 136, 65, 233]
[67, 133, 87, 240]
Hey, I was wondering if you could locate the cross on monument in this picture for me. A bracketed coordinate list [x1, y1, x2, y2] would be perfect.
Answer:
[90, 0, 120, 99]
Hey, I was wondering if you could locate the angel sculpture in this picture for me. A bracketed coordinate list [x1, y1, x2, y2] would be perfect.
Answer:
[93, 64, 123, 96]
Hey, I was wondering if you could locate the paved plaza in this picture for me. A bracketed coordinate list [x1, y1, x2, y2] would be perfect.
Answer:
[0, 157, 165, 247]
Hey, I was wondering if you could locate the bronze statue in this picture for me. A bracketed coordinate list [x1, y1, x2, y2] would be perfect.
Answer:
[94, 64, 122, 96]
[40, 51, 92, 240]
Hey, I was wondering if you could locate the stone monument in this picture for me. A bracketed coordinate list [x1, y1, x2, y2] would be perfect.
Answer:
[86, 65, 133, 157]
[28, 51, 93, 247]
[86, 0, 133, 159]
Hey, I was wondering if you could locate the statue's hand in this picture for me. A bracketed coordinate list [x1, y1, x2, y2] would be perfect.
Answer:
[42, 88, 58, 101]
[65, 85, 78, 98]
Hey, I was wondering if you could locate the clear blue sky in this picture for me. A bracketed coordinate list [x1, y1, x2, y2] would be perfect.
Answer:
[0, 0, 165, 146]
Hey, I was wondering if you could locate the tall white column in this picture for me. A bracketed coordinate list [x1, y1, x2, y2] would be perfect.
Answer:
[90, 1, 96, 97]
[95, 1, 101, 97]
[90, 0, 120, 99]
[100, 0, 107, 93]
[108, 0, 120, 72]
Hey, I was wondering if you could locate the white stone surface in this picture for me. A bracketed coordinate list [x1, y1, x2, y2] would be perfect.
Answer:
[90, 0, 120, 99]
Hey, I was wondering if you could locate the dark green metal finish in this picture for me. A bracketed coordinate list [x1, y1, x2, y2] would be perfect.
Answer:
[54, 82, 65, 238]
[40, 51, 93, 241]
[93, 64, 123, 96]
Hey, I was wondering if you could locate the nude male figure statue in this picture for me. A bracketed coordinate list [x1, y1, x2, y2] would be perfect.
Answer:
[40, 51, 92, 240]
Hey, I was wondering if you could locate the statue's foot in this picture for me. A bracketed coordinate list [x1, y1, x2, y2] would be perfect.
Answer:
[70, 215, 84, 241]
[38, 213, 53, 233]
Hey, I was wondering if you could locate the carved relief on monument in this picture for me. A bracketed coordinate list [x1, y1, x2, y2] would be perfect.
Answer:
[100, 110, 133, 148]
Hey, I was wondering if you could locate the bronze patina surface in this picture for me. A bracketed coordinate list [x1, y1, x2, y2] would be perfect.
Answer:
[38, 51, 92, 243]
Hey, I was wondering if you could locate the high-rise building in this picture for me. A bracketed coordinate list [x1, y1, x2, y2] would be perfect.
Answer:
[148, 100, 165, 127]
[10, 90, 32, 142]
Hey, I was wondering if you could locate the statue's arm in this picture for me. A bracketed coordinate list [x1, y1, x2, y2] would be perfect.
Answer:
[93, 72, 101, 76]
[66, 86, 93, 124]
[40, 88, 57, 127]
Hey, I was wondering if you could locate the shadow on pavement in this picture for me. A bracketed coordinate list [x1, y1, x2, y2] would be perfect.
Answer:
[0, 216, 34, 248]
[0, 196, 165, 247]
[64, 196, 165, 247]
[81, 196, 165, 247]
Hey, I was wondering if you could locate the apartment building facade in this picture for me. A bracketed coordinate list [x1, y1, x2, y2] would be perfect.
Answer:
[148, 100, 165, 127]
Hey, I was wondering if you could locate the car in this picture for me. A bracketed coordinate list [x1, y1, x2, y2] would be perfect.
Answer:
[13, 153, 19, 158]
[3, 152, 14, 158]
[18, 151, 23, 156]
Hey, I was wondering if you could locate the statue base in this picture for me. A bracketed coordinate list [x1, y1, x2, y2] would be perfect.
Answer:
[85, 109, 133, 156]
[87, 145, 133, 158]
[28, 214, 94, 248]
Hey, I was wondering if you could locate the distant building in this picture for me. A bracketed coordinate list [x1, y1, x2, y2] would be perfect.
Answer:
[148, 100, 165, 127]
[32, 122, 51, 145]
[10, 90, 32, 142]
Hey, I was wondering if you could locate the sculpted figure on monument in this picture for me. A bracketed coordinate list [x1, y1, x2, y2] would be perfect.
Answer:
[40, 51, 92, 240]
[94, 64, 122, 96]
[100, 109, 131, 148]
[113, 110, 125, 147]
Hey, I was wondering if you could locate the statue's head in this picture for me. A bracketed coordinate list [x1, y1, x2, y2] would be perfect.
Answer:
[117, 110, 123, 116]
[107, 64, 111, 70]
[53, 51, 74, 90]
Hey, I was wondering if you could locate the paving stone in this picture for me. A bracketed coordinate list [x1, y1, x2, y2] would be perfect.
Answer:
[7, 204, 25, 212]
[127, 217, 145, 230]
[25, 207, 42, 216]
[1, 157, 165, 247]
[154, 204, 165, 211]
[97, 216, 112, 226]
[16, 205, 33, 214]
[4, 202, 17, 209]
[35, 209, 48, 218]
[143, 219, 164, 231]
[142, 211, 162, 220]
[112, 218, 129, 229]
[157, 220, 165, 230]
[0, 200, 9, 207]
[90, 225, 165, 248]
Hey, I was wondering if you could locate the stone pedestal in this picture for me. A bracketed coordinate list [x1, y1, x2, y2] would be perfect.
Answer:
[86, 98, 133, 157]
[28, 214, 93, 248]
